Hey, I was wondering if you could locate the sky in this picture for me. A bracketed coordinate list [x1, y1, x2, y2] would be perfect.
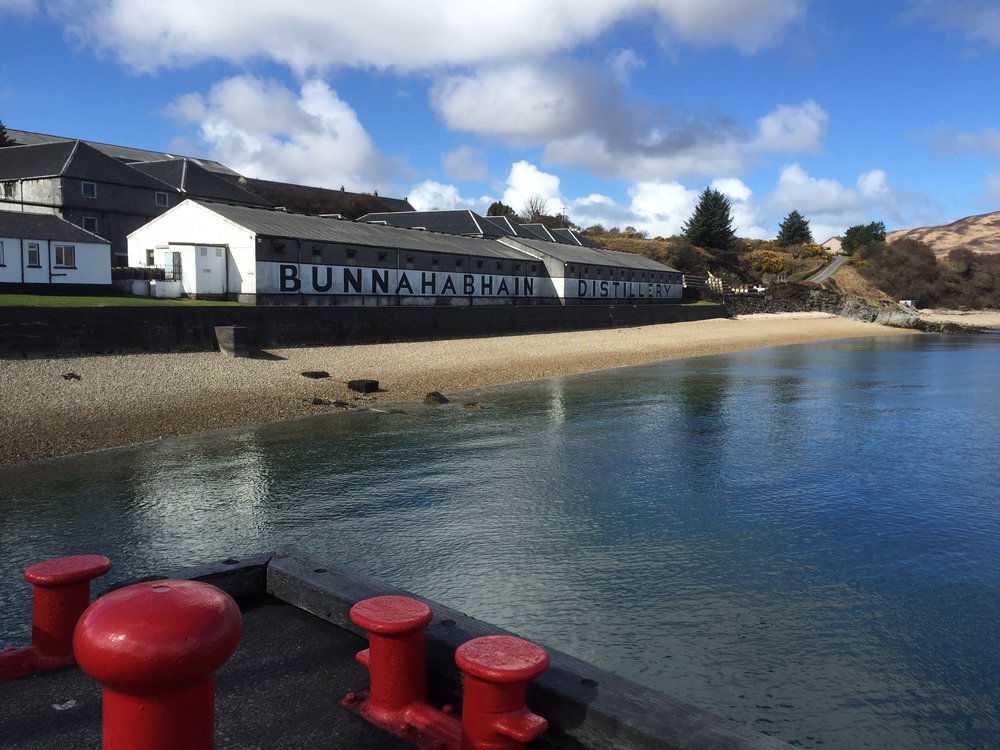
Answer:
[1, 1, 998, 242]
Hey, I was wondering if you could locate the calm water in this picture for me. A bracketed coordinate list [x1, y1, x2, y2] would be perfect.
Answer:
[2, 334, 999, 748]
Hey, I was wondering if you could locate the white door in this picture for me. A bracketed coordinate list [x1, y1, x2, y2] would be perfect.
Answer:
[195, 246, 226, 294]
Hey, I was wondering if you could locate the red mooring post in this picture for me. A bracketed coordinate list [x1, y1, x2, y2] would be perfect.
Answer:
[0, 554, 112, 682]
[73, 579, 242, 750]
[455, 635, 549, 750]
[347, 595, 462, 749]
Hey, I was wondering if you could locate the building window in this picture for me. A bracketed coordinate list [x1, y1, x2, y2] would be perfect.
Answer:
[155, 192, 169, 208]
[2, 181, 14, 199]
[54, 245, 76, 268]
[0, 240, 4, 266]
[81, 181, 97, 199]
[146, 249, 155, 266]
[378, 251, 388, 262]
[82, 216, 98, 233]
[405, 255, 414, 270]
[27, 243, 40, 267]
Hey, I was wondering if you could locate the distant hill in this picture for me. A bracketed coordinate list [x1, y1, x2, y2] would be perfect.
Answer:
[887, 210, 1000, 259]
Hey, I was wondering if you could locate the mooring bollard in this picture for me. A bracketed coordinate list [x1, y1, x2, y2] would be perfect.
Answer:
[347, 595, 461, 747]
[0, 554, 112, 682]
[455, 635, 549, 750]
[73, 579, 242, 750]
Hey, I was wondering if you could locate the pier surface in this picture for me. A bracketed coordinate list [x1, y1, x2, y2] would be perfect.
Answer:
[0, 548, 792, 749]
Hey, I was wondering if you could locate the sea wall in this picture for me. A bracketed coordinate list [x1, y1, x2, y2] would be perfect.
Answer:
[0, 302, 730, 358]
[724, 285, 930, 328]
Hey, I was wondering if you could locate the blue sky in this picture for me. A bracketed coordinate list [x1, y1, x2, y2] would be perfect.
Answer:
[2, 1, 998, 241]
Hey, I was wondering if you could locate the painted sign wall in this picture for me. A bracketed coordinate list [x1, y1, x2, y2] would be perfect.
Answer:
[562, 277, 682, 301]
[259, 261, 558, 299]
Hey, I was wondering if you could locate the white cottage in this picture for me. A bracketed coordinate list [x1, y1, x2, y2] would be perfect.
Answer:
[0, 210, 111, 290]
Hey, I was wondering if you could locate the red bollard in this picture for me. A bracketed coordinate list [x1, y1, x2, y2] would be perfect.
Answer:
[347, 595, 461, 749]
[0, 554, 112, 682]
[73, 579, 242, 750]
[455, 635, 549, 750]
[26, 554, 112, 662]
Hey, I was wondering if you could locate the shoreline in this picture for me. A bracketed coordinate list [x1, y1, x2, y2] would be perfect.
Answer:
[0, 313, 917, 467]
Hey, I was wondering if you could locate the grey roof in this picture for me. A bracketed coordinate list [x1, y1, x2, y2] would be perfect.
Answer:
[500, 236, 679, 273]
[357, 210, 507, 238]
[227, 178, 414, 219]
[0, 141, 175, 191]
[0, 142, 76, 180]
[5, 129, 241, 176]
[481, 215, 521, 236]
[515, 223, 557, 242]
[190, 201, 534, 260]
[131, 160, 270, 206]
[0, 210, 110, 244]
[549, 228, 582, 246]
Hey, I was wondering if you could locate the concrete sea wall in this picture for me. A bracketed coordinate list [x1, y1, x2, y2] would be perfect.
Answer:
[0, 303, 730, 358]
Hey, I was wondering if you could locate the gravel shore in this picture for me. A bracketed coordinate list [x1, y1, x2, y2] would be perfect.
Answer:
[0, 313, 915, 467]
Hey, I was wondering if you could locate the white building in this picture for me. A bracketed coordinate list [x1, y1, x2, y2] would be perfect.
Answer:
[0, 210, 111, 289]
[128, 200, 683, 306]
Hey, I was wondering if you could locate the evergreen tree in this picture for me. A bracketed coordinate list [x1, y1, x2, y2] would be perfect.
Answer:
[0, 121, 16, 147]
[682, 188, 736, 251]
[776, 210, 814, 246]
[487, 201, 516, 217]
[842, 221, 886, 255]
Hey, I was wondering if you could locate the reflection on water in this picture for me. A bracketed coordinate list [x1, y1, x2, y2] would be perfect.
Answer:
[1, 334, 999, 748]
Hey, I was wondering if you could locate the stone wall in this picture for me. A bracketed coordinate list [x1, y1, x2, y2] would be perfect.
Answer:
[0, 303, 731, 358]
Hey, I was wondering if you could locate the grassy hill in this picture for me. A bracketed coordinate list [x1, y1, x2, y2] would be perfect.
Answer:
[887, 211, 1000, 259]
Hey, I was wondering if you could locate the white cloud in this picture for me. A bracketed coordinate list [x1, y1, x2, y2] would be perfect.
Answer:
[755, 100, 827, 153]
[0, 0, 36, 15]
[710, 178, 769, 237]
[51, 0, 806, 73]
[501, 161, 565, 217]
[986, 174, 1000, 205]
[651, 0, 806, 53]
[408, 180, 488, 212]
[623, 182, 700, 236]
[431, 63, 607, 142]
[165, 76, 391, 190]
[927, 126, 1000, 157]
[441, 146, 488, 182]
[766, 163, 932, 240]
[904, 1, 1000, 48]
[609, 48, 645, 83]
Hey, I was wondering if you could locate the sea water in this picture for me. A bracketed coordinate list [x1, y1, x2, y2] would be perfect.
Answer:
[1, 334, 998, 748]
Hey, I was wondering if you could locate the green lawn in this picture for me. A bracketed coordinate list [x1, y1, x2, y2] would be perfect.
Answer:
[0, 294, 245, 307]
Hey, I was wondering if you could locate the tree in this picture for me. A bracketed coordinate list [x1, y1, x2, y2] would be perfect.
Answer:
[682, 188, 736, 251]
[776, 210, 814, 246]
[842, 221, 886, 255]
[487, 201, 516, 217]
[0, 121, 16, 147]
[521, 194, 549, 223]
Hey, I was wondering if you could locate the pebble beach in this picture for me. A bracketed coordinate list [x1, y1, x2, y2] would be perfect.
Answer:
[0, 313, 917, 467]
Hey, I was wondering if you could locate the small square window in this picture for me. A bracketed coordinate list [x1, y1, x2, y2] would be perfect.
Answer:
[81, 182, 97, 199]
[346, 248, 356, 259]
[54, 245, 76, 268]
[155, 192, 169, 208]
[476, 260, 484, 270]
[82, 216, 98, 233]
[496, 261, 503, 271]
[378, 251, 388, 262]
